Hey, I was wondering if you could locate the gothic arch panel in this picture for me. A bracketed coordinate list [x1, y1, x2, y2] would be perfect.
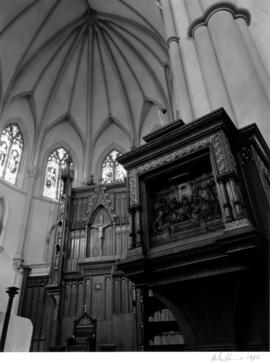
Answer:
[94, 143, 127, 184]
[92, 123, 130, 178]
[87, 206, 113, 258]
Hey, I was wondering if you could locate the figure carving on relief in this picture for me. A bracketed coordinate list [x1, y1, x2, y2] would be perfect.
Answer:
[153, 209, 170, 234]
[152, 173, 222, 237]
[91, 215, 111, 242]
[54, 243, 61, 271]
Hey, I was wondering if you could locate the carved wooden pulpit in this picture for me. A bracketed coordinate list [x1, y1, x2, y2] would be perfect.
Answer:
[117, 107, 270, 351]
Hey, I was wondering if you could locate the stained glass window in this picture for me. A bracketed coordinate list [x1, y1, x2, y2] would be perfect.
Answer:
[101, 149, 126, 184]
[43, 147, 73, 199]
[0, 124, 24, 184]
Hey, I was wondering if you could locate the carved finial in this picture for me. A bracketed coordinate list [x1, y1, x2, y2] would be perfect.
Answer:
[83, 304, 87, 313]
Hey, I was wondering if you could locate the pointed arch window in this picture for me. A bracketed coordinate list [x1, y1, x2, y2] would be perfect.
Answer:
[101, 149, 126, 184]
[0, 123, 24, 184]
[43, 147, 73, 200]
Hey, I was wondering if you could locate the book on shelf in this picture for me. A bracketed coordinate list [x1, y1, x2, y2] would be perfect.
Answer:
[153, 310, 161, 321]
[151, 309, 175, 322]
[148, 289, 154, 297]
[161, 332, 169, 345]
[176, 332, 184, 344]
[153, 335, 161, 345]
[168, 331, 177, 344]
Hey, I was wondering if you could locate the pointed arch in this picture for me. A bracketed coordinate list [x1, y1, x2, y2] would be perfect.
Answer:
[11, 91, 38, 141]
[0, 120, 28, 185]
[42, 145, 73, 200]
[44, 112, 86, 156]
[86, 204, 113, 257]
[40, 140, 79, 198]
[95, 143, 127, 184]
[92, 115, 132, 149]
[89, 204, 113, 226]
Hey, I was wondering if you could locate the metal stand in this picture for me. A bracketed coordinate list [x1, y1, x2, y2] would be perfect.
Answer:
[0, 286, 19, 352]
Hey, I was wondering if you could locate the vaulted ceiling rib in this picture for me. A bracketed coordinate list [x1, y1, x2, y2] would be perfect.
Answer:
[0, 0, 171, 155]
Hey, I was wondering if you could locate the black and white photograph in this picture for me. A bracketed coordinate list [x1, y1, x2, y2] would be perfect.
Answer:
[0, 0, 269, 361]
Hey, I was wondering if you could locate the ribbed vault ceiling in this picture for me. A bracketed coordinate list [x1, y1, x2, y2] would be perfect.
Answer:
[0, 0, 172, 154]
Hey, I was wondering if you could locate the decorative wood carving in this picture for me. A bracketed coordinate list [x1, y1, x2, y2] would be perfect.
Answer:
[151, 172, 222, 241]
[128, 131, 236, 206]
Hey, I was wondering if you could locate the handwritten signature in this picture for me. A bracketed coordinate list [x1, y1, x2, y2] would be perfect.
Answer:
[210, 353, 261, 362]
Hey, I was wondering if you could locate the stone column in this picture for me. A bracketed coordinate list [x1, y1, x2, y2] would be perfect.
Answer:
[208, 9, 270, 128]
[236, 17, 270, 104]
[170, 0, 211, 118]
[187, 2, 270, 145]
[186, 1, 235, 120]
[160, 0, 193, 122]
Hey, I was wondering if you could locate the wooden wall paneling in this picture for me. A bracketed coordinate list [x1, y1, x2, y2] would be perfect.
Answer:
[92, 275, 105, 320]
[120, 194, 124, 256]
[81, 198, 86, 225]
[65, 282, 71, 317]
[78, 199, 82, 226]
[31, 282, 41, 343]
[127, 281, 134, 313]
[80, 230, 86, 258]
[40, 284, 50, 351]
[31, 279, 46, 351]
[62, 282, 67, 317]
[35, 284, 46, 351]
[70, 282, 77, 318]
[121, 195, 125, 256]
[84, 276, 92, 315]
[76, 281, 84, 317]
[21, 282, 33, 317]
[113, 278, 121, 314]
[75, 281, 79, 318]
[17, 267, 31, 316]
[121, 278, 128, 313]
[46, 293, 58, 350]
[109, 226, 113, 256]
[70, 197, 76, 225]
[115, 226, 120, 256]
[40, 293, 51, 351]
[105, 275, 113, 320]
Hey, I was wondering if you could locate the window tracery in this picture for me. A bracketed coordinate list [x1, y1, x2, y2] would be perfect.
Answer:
[101, 149, 126, 184]
[0, 123, 24, 184]
[43, 147, 73, 199]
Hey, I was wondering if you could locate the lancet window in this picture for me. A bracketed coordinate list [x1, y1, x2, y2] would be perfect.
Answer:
[101, 149, 126, 184]
[0, 123, 24, 184]
[43, 147, 73, 200]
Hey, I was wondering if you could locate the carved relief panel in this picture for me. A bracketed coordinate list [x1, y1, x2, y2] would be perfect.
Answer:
[87, 208, 112, 257]
[145, 155, 223, 246]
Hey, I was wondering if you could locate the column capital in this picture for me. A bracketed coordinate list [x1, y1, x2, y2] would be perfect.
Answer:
[167, 36, 180, 48]
[188, 2, 251, 38]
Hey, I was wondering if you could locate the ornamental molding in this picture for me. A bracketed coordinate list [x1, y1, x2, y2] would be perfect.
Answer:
[85, 186, 114, 224]
[128, 131, 235, 205]
[167, 36, 180, 48]
[188, 2, 251, 38]
[239, 146, 254, 165]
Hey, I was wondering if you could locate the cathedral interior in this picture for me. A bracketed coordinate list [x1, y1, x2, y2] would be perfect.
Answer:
[0, 0, 269, 352]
